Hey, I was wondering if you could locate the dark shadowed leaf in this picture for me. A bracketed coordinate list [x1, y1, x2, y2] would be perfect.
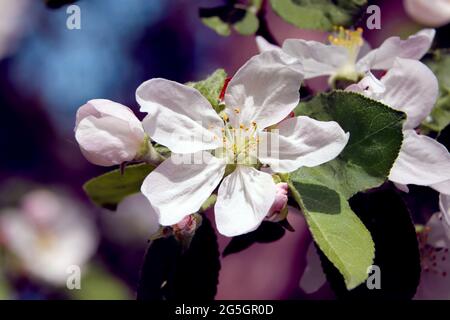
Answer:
[318, 186, 421, 299]
[137, 215, 220, 300]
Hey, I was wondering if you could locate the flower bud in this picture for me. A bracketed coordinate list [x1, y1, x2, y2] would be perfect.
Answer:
[404, 0, 450, 27]
[266, 182, 289, 222]
[75, 99, 146, 166]
[173, 214, 201, 239]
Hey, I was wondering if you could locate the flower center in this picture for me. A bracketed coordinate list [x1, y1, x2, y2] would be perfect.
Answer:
[417, 224, 449, 278]
[215, 110, 260, 166]
[329, 26, 364, 81]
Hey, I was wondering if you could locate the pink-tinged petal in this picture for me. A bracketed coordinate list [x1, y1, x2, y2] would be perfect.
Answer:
[255, 36, 301, 70]
[282, 39, 349, 79]
[357, 29, 435, 71]
[75, 115, 144, 166]
[389, 130, 450, 189]
[137, 78, 224, 154]
[75, 99, 142, 132]
[299, 242, 327, 294]
[440, 194, 450, 231]
[404, 0, 450, 27]
[258, 116, 349, 173]
[379, 58, 438, 129]
[141, 151, 226, 226]
[224, 51, 303, 129]
[215, 166, 276, 237]
[74, 100, 145, 166]
[414, 213, 450, 300]
[345, 71, 386, 95]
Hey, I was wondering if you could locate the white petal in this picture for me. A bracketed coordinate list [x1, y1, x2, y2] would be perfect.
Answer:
[404, 0, 450, 27]
[299, 242, 327, 294]
[215, 166, 276, 237]
[137, 78, 224, 154]
[75, 99, 143, 132]
[394, 182, 410, 193]
[432, 180, 450, 195]
[357, 29, 435, 71]
[282, 39, 349, 79]
[389, 130, 450, 189]
[440, 193, 450, 232]
[141, 151, 226, 226]
[379, 58, 438, 129]
[255, 36, 301, 70]
[345, 71, 386, 96]
[75, 115, 144, 166]
[256, 36, 281, 52]
[224, 51, 303, 129]
[258, 116, 349, 173]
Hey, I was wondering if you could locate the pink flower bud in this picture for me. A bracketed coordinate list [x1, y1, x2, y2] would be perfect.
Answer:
[173, 214, 199, 238]
[266, 182, 288, 222]
[75, 99, 145, 166]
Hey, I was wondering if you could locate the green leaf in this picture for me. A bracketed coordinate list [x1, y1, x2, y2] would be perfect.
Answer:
[187, 69, 227, 113]
[201, 17, 231, 36]
[83, 163, 154, 209]
[294, 91, 405, 199]
[270, 0, 367, 31]
[199, 4, 260, 37]
[233, 11, 259, 35]
[422, 51, 450, 133]
[289, 179, 374, 290]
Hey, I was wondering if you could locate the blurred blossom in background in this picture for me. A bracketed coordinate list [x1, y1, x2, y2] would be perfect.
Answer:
[0, 0, 448, 299]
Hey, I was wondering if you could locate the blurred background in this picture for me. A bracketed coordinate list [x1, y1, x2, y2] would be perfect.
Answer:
[0, 0, 447, 300]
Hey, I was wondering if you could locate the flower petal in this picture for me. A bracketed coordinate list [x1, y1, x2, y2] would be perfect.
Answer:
[389, 130, 450, 190]
[258, 116, 349, 173]
[256, 36, 281, 53]
[141, 151, 226, 226]
[224, 51, 303, 129]
[282, 39, 349, 79]
[379, 58, 438, 129]
[356, 29, 435, 71]
[432, 180, 450, 196]
[75, 99, 142, 132]
[215, 166, 276, 237]
[75, 115, 144, 166]
[137, 78, 224, 154]
[414, 213, 450, 300]
[440, 193, 450, 231]
[299, 242, 327, 294]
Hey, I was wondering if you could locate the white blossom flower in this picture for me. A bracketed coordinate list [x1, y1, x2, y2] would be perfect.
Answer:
[136, 51, 349, 237]
[415, 194, 450, 299]
[404, 0, 450, 27]
[257, 27, 435, 83]
[346, 58, 450, 194]
[0, 190, 98, 286]
[75, 99, 147, 166]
